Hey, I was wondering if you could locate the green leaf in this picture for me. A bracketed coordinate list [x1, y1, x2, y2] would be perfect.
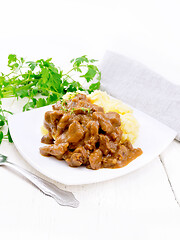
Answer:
[66, 81, 84, 92]
[88, 81, 100, 93]
[48, 63, 59, 74]
[23, 98, 37, 111]
[36, 98, 46, 108]
[41, 68, 50, 83]
[0, 90, 3, 98]
[73, 55, 89, 67]
[7, 128, 13, 143]
[0, 120, 5, 127]
[32, 87, 39, 96]
[8, 54, 17, 65]
[41, 90, 49, 96]
[20, 57, 25, 64]
[27, 61, 37, 71]
[89, 59, 97, 63]
[32, 98, 37, 105]
[9, 63, 19, 70]
[74, 67, 82, 73]
[7, 54, 20, 70]
[47, 71, 62, 92]
[96, 71, 101, 81]
[0, 131, 3, 144]
[0, 114, 5, 121]
[80, 68, 97, 82]
[46, 94, 59, 105]
[17, 89, 29, 98]
[88, 64, 98, 71]
[0, 75, 6, 85]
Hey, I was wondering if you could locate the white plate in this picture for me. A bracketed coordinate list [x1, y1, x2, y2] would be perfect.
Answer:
[8, 102, 176, 185]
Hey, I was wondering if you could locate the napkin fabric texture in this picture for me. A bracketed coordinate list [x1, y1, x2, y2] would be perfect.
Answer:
[100, 51, 180, 141]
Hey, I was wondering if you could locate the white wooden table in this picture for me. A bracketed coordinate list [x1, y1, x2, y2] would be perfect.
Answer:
[0, 86, 180, 240]
[1, 0, 180, 239]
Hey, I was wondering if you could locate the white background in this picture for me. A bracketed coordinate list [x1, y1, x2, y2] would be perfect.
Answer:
[0, 0, 180, 240]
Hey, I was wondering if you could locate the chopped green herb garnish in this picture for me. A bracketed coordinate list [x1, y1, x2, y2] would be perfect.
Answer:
[69, 107, 91, 114]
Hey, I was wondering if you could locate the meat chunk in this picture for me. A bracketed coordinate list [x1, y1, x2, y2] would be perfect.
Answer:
[49, 110, 63, 125]
[92, 112, 113, 134]
[122, 140, 133, 150]
[57, 113, 71, 130]
[84, 121, 99, 150]
[52, 101, 62, 110]
[109, 128, 122, 143]
[99, 134, 117, 155]
[99, 135, 109, 155]
[91, 104, 104, 113]
[41, 133, 54, 144]
[40, 142, 69, 159]
[89, 149, 102, 170]
[55, 131, 68, 144]
[74, 146, 89, 162]
[67, 121, 84, 143]
[102, 157, 117, 168]
[43, 111, 52, 132]
[55, 113, 71, 137]
[105, 112, 121, 127]
[118, 145, 129, 160]
[66, 153, 83, 167]
[73, 93, 87, 101]
[44, 111, 52, 123]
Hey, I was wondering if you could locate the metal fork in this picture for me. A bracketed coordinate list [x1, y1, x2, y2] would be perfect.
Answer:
[0, 154, 79, 208]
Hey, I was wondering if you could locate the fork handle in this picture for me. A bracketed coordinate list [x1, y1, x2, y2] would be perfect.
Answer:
[2, 161, 79, 208]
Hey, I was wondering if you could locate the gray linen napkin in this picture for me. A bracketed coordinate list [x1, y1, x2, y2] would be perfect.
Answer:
[100, 51, 180, 141]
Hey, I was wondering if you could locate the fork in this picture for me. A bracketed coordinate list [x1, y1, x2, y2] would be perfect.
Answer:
[0, 154, 79, 208]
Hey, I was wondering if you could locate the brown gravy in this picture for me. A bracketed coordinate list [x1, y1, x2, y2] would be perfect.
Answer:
[40, 94, 142, 170]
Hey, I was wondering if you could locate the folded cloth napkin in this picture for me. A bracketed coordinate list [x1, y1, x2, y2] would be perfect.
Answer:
[100, 51, 180, 141]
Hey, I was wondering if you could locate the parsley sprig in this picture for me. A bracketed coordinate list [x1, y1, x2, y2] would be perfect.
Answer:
[0, 54, 101, 143]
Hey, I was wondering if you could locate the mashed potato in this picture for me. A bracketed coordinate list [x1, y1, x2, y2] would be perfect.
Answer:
[88, 91, 139, 144]
[42, 90, 139, 144]
[41, 125, 48, 136]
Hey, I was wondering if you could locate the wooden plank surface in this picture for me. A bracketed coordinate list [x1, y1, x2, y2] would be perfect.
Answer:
[0, 93, 180, 240]
[0, 139, 180, 239]
[161, 141, 180, 204]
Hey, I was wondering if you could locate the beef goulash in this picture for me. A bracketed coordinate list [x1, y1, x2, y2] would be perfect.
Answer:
[40, 94, 142, 170]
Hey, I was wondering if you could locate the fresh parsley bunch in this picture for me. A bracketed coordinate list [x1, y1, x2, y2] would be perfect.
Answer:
[0, 54, 101, 143]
